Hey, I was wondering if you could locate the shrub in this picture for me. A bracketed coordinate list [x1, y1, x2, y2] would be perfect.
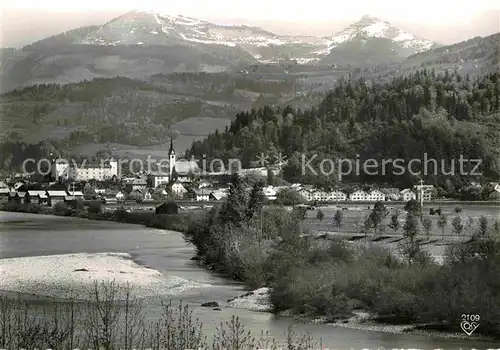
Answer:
[275, 188, 305, 205]
[53, 202, 71, 216]
[69, 199, 85, 212]
[156, 201, 179, 214]
[87, 201, 102, 215]
[1, 202, 22, 212]
[26, 203, 41, 214]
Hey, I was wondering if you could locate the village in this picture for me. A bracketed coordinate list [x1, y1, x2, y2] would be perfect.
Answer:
[1, 141, 500, 211]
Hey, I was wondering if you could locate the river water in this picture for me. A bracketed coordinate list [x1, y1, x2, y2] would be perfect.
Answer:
[0, 211, 498, 350]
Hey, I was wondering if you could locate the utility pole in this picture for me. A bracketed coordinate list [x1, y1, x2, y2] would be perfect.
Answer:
[418, 179, 424, 208]
[260, 206, 263, 239]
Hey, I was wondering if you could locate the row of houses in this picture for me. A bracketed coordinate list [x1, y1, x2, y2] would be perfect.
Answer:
[3, 190, 84, 206]
[296, 187, 424, 202]
[0, 183, 428, 206]
[184, 185, 425, 203]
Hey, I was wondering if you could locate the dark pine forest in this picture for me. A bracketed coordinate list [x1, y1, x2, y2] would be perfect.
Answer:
[188, 69, 500, 192]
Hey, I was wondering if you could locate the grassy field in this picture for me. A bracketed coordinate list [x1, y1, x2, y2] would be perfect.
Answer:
[305, 203, 499, 238]
[102, 200, 499, 243]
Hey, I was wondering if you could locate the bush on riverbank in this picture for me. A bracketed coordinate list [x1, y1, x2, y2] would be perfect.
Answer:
[1, 202, 47, 214]
[182, 176, 305, 284]
[269, 228, 500, 336]
[0, 281, 318, 349]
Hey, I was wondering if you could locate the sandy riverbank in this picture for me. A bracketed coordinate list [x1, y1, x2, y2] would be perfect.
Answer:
[0, 252, 209, 299]
[226, 287, 273, 312]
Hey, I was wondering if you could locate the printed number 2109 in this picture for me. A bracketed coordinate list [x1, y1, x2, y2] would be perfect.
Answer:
[462, 314, 480, 322]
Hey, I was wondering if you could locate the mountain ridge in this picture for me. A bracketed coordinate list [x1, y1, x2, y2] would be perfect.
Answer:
[0, 12, 471, 93]
[319, 15, 438, 65]
[21, 11, 437, 64]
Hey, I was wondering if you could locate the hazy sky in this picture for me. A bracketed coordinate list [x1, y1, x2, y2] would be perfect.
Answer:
[3, 0, 499, 22]
[1, 0, 499, 47]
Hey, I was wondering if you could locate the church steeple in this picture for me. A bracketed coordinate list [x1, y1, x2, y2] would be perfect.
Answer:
[169, 138, 175, 155]
[168, 138, 176, 181]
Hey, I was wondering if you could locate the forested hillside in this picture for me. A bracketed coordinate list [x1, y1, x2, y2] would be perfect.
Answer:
[0, 73, 306, 147]
[406, 33, 500, 67]
[0, 72, 324, 173]
[188, 69, 500, 191]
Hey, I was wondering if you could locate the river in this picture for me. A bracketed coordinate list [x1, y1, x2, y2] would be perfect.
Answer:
[0, 211, 498, 350]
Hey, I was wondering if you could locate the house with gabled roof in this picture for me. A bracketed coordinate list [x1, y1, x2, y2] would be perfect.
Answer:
[46, 190, 68, 206]
[26, 190, 48, 205]
[0, 187, 11, 198]
[209, 190, 226, 201]
[153, 187, 169, 200]
[349, 190, 369, 201]
[312, 189, 330, 202]
[170, 181, 188, 198]
[400, 188, 416, 202]
[367, 189, 386, 202]
[263, 186, 277, 201]
[147, 172, 170, 188]
[144, 190, 153, 201]
[67, 190, 84, 199]
[116, 190, 125, 201]
[131, 178, 148, 191]
[188, 188, 210, 202]
[298, 187, 313, 202]
[414, 184, 434, 201]
[461, 182, 483, 191]
[8, 191, 26, 204]
[330, 190, 347, 201]
[13, 180, 26, 191]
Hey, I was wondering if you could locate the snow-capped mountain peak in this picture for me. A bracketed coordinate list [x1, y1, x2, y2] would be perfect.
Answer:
[77, 8, 291, 48]
[323, 15, 435, 53]
[73, 11, 436, 65]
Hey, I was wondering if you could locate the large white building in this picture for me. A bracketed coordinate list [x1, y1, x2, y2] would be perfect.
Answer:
[367, 189, 386, 202]
[349, 190, 369, 201]
[297, 188, 347, 202]
[52, 139, 178, 183]
[52, 158, 118, 181]
[148, 172, 170, 188]
[331, 190, 347, 201]
[414, 185, 434, 202]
